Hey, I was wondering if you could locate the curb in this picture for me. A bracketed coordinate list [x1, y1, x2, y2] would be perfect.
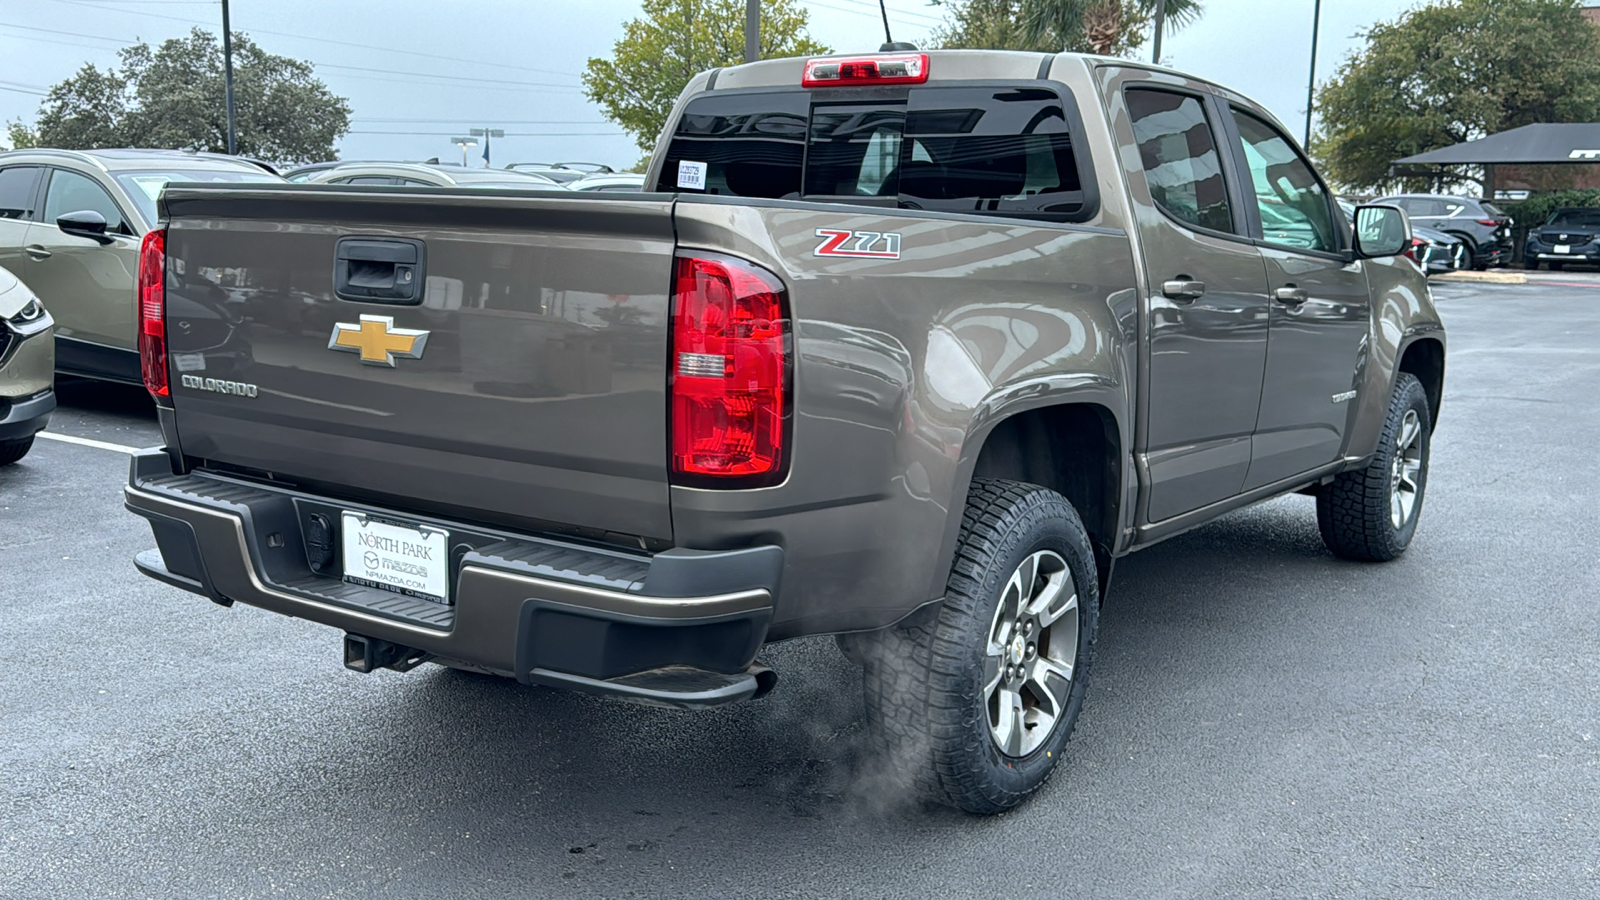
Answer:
[1430, 271, 1527, 285]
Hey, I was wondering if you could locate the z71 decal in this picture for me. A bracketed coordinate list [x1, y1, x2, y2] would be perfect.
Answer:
[814, 228, 902, 259]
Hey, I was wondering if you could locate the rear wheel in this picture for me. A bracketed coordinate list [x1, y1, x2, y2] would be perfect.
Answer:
[0, 436, 35, 466]
[860, 479, 1099, 814]
[1317, 374, 1431, 561]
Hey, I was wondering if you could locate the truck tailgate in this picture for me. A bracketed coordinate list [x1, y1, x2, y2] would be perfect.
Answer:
[160, 186, 676, 541]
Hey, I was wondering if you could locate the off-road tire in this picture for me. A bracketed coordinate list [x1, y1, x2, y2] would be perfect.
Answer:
[0, 436, 35, 466]
[1317, 373, 1431, 561]
[860, 478, 1099, 815]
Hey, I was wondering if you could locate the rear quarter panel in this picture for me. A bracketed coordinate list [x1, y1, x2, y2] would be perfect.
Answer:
[672, 199, 1137, 637]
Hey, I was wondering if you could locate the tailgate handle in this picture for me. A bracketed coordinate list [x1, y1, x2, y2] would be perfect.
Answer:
[334, 236, 426, 305]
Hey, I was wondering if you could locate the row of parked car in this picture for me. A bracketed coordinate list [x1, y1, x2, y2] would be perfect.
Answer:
[283, 159, 647, 192]
[0, 146, 1592, 467]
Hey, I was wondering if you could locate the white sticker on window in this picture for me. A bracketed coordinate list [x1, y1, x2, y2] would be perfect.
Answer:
[128, 175, 174, 203]
[677, 160, 708, 191]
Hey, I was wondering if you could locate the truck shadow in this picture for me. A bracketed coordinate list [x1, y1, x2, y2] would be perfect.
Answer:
[279, 495, 1378, 854]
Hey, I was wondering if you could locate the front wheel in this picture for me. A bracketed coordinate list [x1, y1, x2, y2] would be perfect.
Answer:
[1317, 373, 1432, 561]
[861, 479, 1099, 814]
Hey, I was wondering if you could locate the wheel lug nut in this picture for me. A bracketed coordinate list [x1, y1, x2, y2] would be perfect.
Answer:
[1027, 643, 1036, 658]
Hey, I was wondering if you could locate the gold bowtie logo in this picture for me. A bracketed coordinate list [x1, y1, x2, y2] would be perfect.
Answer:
[328, 315, 429, 367]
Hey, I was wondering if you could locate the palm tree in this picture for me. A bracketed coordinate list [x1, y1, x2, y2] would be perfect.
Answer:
[1024, 0, 1202, 56]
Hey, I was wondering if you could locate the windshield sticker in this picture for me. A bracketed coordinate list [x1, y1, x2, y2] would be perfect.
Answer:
[128, 175, 173, 202]
[814, 228, 902, 259]
[676, 160, 707, 190]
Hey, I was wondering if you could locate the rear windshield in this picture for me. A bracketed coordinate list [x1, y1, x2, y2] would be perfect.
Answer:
[655, 85, 1093, 223]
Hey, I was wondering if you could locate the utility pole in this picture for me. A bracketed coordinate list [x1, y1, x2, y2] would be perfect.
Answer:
[470, 127, 504, 167]
[744, 0, 759, 63]
[1305, 0, 1322, 148]
[1151, 0, 1167, 65]
[451, 137, 477, 167]
[221, 0, 237, 154]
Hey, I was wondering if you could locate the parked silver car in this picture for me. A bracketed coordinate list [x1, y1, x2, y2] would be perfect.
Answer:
[310, 162, 564, 189]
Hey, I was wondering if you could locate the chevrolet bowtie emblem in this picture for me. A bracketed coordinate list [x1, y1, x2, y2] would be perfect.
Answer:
[328, 315, 429, 367]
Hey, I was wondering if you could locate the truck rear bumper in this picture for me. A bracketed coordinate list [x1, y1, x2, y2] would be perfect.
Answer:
[124, 450, 782, 708]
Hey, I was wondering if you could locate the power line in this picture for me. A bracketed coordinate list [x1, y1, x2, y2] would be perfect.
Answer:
[805, 0, 944, 27]
[44, 0, 583, 81]
[353, 118, 611, 125]
[346, 130, 623, 137]
[0, 19, 585, 93]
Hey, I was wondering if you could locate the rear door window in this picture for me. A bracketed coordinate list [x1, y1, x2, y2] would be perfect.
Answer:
[1125, 88, 1234, 234]
[656, 84, 1094, 222]
[0, 166, 42, 220]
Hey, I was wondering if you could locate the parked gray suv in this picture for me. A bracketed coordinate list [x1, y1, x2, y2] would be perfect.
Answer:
[1373, 193, 1512, 269]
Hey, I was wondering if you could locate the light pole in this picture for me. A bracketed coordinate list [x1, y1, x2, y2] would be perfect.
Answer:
[744, 0, 758, 63]
[451, 137, 477, 167]
[221, 0, 237, 154]
[1151, 0, 1167, 65]
[470, 127, 504, 167]
[1305, 0, 1322, 149]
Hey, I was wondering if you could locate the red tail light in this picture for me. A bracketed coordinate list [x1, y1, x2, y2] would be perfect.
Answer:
[1404, 237, 1426, 264]
[138, 228, 168, 398]
[1476, 219, 1499, 226]
[802, 53, 928, 87]
[669, 254, 789, 485]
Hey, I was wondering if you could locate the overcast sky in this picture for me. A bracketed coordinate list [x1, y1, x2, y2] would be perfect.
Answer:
[1, 0, 1419, 168]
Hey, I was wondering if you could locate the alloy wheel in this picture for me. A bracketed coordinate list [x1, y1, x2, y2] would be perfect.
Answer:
[1390, 409, 1424, 529]
[982, 550, 1079, 758]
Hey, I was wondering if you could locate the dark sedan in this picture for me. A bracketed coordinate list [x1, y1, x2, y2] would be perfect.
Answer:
[1523, 207, 1600, 270]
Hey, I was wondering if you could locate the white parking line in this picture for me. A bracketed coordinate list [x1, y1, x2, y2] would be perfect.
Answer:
[35, 432, 142, 455]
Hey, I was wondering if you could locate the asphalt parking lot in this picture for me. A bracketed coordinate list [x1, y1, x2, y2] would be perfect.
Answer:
[3, 275, 1598, 899]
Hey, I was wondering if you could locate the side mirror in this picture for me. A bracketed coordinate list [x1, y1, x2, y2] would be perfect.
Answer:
[1353, 204, 1409, 259]
[56, 209, 113, 244]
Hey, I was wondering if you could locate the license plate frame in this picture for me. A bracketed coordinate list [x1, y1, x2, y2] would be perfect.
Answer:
[340, 512, 451, 604]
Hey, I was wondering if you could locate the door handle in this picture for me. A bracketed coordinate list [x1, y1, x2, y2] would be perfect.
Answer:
[1161, 279, 1206, 302]
[1273, 286, 1308, 305]
[24, 245, 51, 260]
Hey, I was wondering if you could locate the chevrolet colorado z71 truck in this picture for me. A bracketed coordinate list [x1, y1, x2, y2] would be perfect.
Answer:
[125, 51, 1445, 814]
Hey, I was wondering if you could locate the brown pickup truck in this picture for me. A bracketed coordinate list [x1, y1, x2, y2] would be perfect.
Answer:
[124, 50, 1444, 814]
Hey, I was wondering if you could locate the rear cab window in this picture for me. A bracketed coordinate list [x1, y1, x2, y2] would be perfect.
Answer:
[655, 83, 1097, 223]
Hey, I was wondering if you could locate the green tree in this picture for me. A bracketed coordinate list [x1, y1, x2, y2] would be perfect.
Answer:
[1314, 0, 1600, 192]
[933, 0, 1201, 56]
[585, 0, 830, 152]
[4, 121, 38, 151]
[30, 28, 349, 163]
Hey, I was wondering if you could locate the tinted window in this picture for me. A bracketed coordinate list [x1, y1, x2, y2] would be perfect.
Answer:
[899, 87, 1085, 220]
[655, 90, 808, 199]
[656, 86, 1092, 221]
[44, 168, 130, 234]
[0, 166, 41, 220]
[1126, 89, 1232, 234]
[1231, 109, 1337, 252]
